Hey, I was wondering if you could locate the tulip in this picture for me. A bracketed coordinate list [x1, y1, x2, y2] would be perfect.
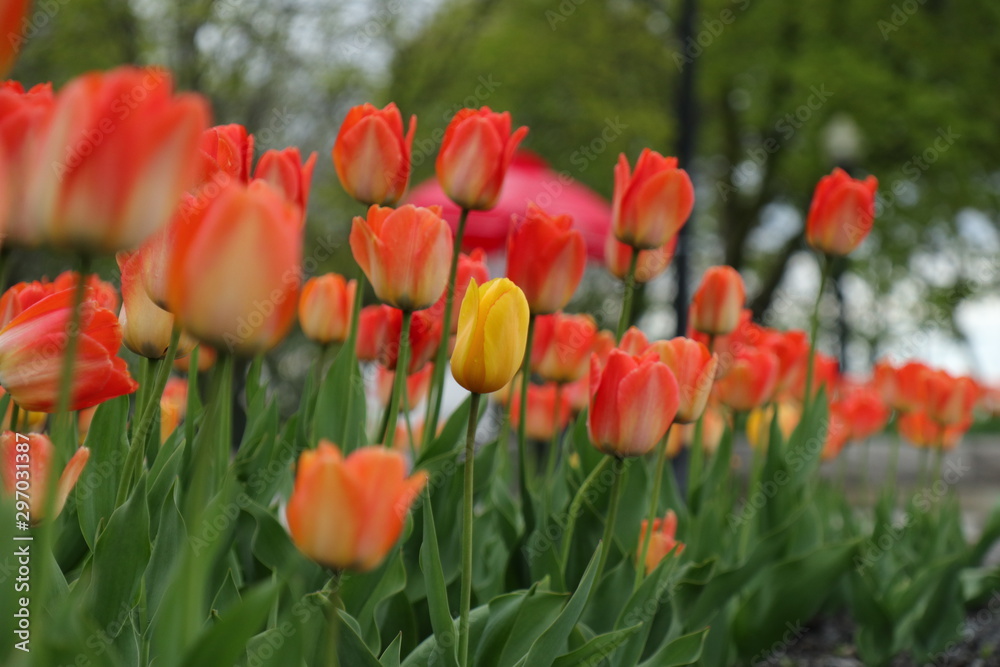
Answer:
[612, 149, 694, 250]
[822, 404, 852, 461]
[714, 348, 779, 412]
[374, 364, 433, 410]
[638, 510, 685, 575]
[350, 204, 453, 311]
[647, 337, 718, 423]
[506, 203, 586, 314]
[174, 344, 216, 373]
[298, 274, 356, 345]
[786, 353, 839, 404]
[509, 382, 571, 442]
[431, 248, 489, 334]
[118, 250, 192, 359]
[286, 441, 427, 572]
[0, 82, 55, 246]
[52, 271, 118, 314]
[605, 233, 677, 284]
[832, 385, 890, 442]
[451, 278, 530, 394]
[198, 124, 254, 186]
[160, 377, 188, 442]
[333, 103, 416, 206]
[806, 168, 879, 257]
[746, 402, 801, 451]
[0, 0, 30, 76]
[690, 266, 746, 337]
[355, 306, 442, 374]
[24, 66, 209, 252]
[166, 180, 301, 356]
[588, 350, 679, 457]
[0, 387, 45, 431]
[531, 312, 598, 384]
[925, 370, 978, 427]
[1, 432, 90, 522]
[254, 147, 317, 220]
[619, 326, 650, 355]
[436, 107, 528, 210]
[0, 289, 137, 411]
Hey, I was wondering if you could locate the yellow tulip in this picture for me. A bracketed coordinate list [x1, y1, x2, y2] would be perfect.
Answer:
[451, 278, 529, 394]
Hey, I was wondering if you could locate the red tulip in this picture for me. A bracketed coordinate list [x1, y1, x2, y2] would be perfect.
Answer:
[0, 82, 54, 245]
[714, 347, 779, 412]
[198, 124, 253, 186]
[806, 168, 878, 257]
[588, 349, 679, 457]
[531, 312, 598, 384]
[822, 403, 852, 461]
[924, 370, 978, 427]
[509, 381, 571, 442]
[897, 410, 967, 450]
[355, 305, 442, 374]
[638, 510, 685, 575]
[832, 385, 890, 442]
[1, 432, 90, 522]
[333, 103, 415, 206]
[254, 147, 317, 221]
[298, 273, 356, 345]
[690, 266, 745, 336]
[286, 441, 427, 572]
[0, 289, 137, 411]
[350, 204, 453, 311]
[506, 203, 586, 314]
[786, 353, 839, 403]
[52, 271, 118, 314]
[605, 233, 677, 284]
[619, 326, 649, 355]
[647, 337, 718, 423]
[0, 0, 30, 76]
[166, 180, 301, 356]
[612, 149, 694, 250]
[436, 107, 528, 210]
[25, 66, 210, 251]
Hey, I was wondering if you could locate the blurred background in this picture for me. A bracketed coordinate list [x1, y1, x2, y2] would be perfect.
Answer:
[9, 0, 1000, 392]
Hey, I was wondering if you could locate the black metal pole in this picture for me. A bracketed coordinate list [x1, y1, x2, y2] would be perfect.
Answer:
[673, 0, 697, 336]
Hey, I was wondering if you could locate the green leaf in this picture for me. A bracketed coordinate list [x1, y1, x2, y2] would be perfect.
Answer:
[611, 555, 677, 666]
[76, 396, 129, 548]
[552, 625, 643, 667]
[180, 581, 278, 667]
[419, 492, 459, 667]
[380, 633, 402, 667]
[473, 590, 536, 667]
[312, 341, 366, 451]
[637, 627, 710, 667]
[341, 548, 407, 650]
[495, 586, 567, 667]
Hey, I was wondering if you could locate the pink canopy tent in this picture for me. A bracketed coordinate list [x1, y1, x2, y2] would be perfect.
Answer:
[404, 151, 612, 260]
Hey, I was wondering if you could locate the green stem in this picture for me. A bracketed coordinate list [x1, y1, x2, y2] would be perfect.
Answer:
[803, 254, 832, 416]
[458, 392, 482, 667]
[425, 207, 471, 447]
[560, 456, 613, 569]
[383, 310, 412, 450]
[616, 246, 639, 343]
[325, 571, 343, 667]
[184, 345, 200, 449]
[597, 458, 628, 583]
[543, 384, 564, 483]
[53, 253, 92, 449]
[340, 272, 367, 446]
[517, 314, 537, 530]
[9, 403, 19, 433]
[887, 426, 901, 507]
[635, 426, 672, 590]
[687, 414, 705, 507]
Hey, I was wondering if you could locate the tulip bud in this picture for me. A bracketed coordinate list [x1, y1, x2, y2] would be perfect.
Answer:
[286, 441, 427, 572]
[255, 147, 317, 222]
[619, 327, 649, 355]
[298, 274, 356, 345]
[806, 168, 878, 257]
[160, 377, 188, 442]
[166, 180, 302, 356]
[589, 350, 679, 457]
[350, 204, 453, 312]
[647, 337, 718, 423]
[451, 278, 530, 394]
[612, 149, 694, 250]
[333, 103, 416, 206]
[1, 432, 89, 522]
[436, 107, 528, 210]
[714, 348, 779, 412]
[531, 312, 598, 384]
[690, 266, 746, 336]
[198, 124, 254, 186]
[118, 250, 194, 359]
[924, 370, 977, 427]
[0, 82, 54, 247]
[506, 204, 586, 314]
[638, 510, 685, 575]
[509, 382, 571, 441]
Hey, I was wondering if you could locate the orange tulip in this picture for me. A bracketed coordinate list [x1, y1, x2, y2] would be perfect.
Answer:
[0, 289, 137, 412]
[198, 124, 254, 186]
[375, 364, 433, 409]
[786, 353, 839, 404]
[831, 385, 890, 442]
[166, 180, 301, 356]
[25, 67, 209, 252]
[174, 344, 216, 373]
[298, 273, 356, 345]
[746, 402, 801, 451]
[714, 347, 779, 412]
[160, 377, 188, 442]
[612, 149, 694, 250]
[690, 266, 746, 336]
[436, 107, 528, 210]
[638, 510, 685, 574]
[355, 305, 442, 374]
[531, 312, 598, 384]
[605, 233, 677, 284]
[0, 0, 30, 76]
[52, 271, 118, 314]
[509, 381, 571, 441]
[806, 168, 878, 257]
[118, 250, 193, 359]
[1, 432, 89, 522]
[254, 147, 317, 221]
[619, 326, 649, 355]
[647, 337, 718, 423]
[506, 203, 586, 314]
[924, 370, 977, 427]
[333, 103, 416, 206]
[589, 349, 679, 457]
[286, 441, 427, 572]
[0, 82, 55, 246]
[350, 204, 453, 311]
[822, 403, 852, 461]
